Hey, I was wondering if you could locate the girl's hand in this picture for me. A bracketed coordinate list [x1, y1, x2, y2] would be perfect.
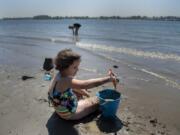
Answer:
[73, 89, 90, 100]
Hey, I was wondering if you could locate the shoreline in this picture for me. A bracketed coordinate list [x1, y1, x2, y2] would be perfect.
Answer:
[2, 16, 180, 22]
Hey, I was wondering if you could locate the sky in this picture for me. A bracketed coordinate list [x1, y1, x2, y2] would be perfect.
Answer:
[0, 0, 180, 18]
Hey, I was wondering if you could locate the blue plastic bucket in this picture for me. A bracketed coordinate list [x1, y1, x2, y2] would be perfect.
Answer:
[96, 89, 121, 118]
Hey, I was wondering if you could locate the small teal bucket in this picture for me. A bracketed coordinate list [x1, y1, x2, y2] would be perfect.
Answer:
[43, 73, 52, 81]
[96, 89, 121, 118]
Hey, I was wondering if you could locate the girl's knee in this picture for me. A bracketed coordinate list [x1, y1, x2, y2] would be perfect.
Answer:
[88, 97, 100, 105]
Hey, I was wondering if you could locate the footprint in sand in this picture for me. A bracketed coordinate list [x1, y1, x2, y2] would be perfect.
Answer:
[34, 97, 48, 103]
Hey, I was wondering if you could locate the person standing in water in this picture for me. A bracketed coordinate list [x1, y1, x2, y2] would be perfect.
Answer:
[73, 23, 81, 36]
[69, 23, 81, 41]
[48, 49, 117, 120]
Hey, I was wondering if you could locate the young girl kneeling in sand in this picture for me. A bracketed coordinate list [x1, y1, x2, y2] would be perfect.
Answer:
[48, 49, 116, 120]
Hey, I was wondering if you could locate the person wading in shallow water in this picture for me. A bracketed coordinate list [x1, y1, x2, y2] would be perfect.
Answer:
[73, 23, 81, 36]
[69, 23, 81, 41]
[48, 49, 117, 120]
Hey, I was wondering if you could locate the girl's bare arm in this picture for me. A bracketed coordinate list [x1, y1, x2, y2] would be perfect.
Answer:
[70, 76, 111, 89]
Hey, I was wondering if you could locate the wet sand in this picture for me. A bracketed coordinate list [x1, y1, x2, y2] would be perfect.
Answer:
[0, 42, 180, 135]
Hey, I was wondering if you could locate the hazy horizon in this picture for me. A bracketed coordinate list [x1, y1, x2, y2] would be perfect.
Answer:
[0, 0, 180, 19]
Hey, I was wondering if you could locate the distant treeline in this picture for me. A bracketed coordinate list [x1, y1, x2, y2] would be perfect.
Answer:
[2, 15, 180, 21]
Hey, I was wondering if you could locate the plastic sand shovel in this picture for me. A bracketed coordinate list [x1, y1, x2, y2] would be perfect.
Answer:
[109, 69, 118, 90]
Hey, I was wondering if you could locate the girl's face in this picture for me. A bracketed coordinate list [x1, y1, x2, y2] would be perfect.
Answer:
[63, 59, 81, 77]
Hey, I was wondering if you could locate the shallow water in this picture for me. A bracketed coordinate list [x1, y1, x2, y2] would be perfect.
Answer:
[0, 19, 179, 87]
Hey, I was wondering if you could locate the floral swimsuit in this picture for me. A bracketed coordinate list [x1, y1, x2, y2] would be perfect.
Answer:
[48, 73, 77, 119]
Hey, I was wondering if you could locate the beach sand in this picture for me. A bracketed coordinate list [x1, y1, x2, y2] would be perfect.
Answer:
[0, 42, 180, 135]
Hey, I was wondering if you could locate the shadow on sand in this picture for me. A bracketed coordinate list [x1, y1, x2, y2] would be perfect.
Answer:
[96, 115, 123, 134]
[46, 111, 100, 135]
[46, 112, 123, 135]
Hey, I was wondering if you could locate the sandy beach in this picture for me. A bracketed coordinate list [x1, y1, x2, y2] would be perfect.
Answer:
[0, 44, 180, 135]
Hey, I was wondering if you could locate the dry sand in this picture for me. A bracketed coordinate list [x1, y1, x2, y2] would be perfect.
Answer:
[0, 64, 179, 135]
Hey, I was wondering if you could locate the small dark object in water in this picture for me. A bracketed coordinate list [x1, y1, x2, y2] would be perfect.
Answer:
[113, 65, 118, 68]
[43, 58, 54, 71]
[21, 76, 35, 81]
[150, 118, 158, 127]
[150, 118, 157, 124]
